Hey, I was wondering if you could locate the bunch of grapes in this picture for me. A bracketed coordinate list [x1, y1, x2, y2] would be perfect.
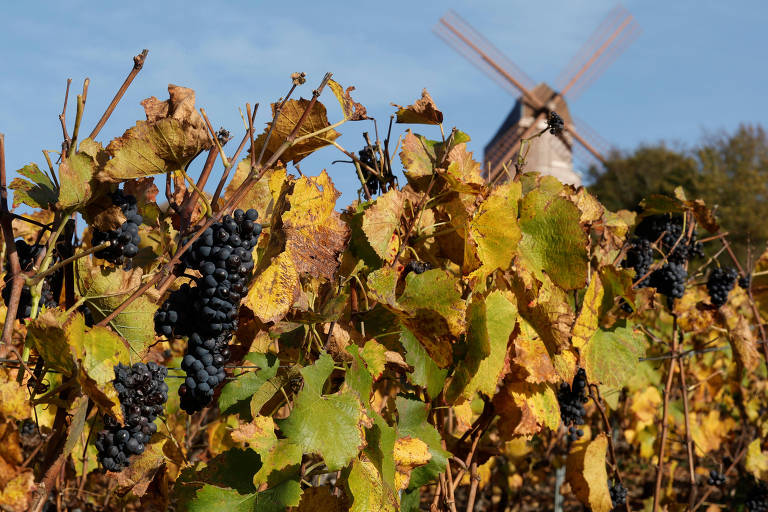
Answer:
[557, 368, 588, 441]
[649, 262, 688, 300]
[706, 267, 739, 307]
[707, 470, 726, 487]
[95, 362, 168, 472]
[92, 189, 142, 266]
[745, 480, 768, 512]
[609, 481, 628, 510]
[634, 214, 703, 264]
[155, 208, 261, 413]
[547, 111, 564, 135]
[739, 274, 751, 290]
[403, 260, 432, 276]
[2, 239, 61, 320]
[622, 238, 653, 287]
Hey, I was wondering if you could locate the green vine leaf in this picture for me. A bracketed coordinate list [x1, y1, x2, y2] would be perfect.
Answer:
[9, 163, 58, 209]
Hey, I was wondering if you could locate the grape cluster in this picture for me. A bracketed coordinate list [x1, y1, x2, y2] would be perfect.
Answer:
[609, 481, 628, 510]
[404, 260, 432, 276]
[547, 111, 564, 136]
[2, 239, 61, 320]
[649, 262, 688, 300]
[358, 143, 393, 197]
[746, 480, 768, 512]
[634, 214, 704, 265]
[622, 238, 653, 287]
[707, 470, 726, 487]
[155, 209, 261, 413]
[706, 267, 739, 307]
[739, 274, 751, 290]
[95, 362, 168, 472]
[558, 368, 588, 441]
[92, 189, 142, 266]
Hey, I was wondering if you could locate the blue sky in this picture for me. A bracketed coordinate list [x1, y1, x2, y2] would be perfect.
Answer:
[1, 1, 767, 206]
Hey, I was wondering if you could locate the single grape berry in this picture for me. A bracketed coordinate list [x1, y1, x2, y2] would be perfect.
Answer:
[548, 111, 564, 135]
[706, 267, 738, 307]
[404, 260, 432, 276]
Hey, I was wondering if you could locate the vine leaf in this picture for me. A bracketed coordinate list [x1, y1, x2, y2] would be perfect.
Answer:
[188, 481, 302, 512]
[444, 142, 484, 194]
[396, 396, 449, 489]
[328, 79, 368, 121]
[367, 267, 399, 306]
[75, 325, 129, 420]
[9, 163, 58, 209]
[102, 85, 211, 181]
[493, 378, 560, 438]
[393, 436, 431, 491]
[397, 269, 466, 368]
[26, 308, 79, 375]
[278, 352, 367, 471]
[57, 148, 96, 209]
[280, 171, 349, 279]
[360, 340, 387, 381]
[231, 416, 278, 455]
[294, 486, 345, 511]
[511, 318, 559, 384]
[246, 251, 301, 324]
[399, 131, 437, 188]
[518, 185, 588, 291]
[399, 326, 447, 399]
[468, 182, 522, 277]
[251, 98, 340, 165]
[0, 472, 34, 511]
[252, 440, 302, 487]
[725, 311, 760, 372]
[392, 89, 443, 125]
[362, 188, 404, 263]
[114, 439, 167, 496]
[565, 434, 612, 512]
[0, 369, 31, 421]
[571, 275, 604, 349]
[346, 459, 398, 512]
[745, 439, 768, 480]
[223, 161, 287, 221]
[76, 259, 155, 355]
[581, 322, 645, 388]
[218, 352, 279, 415]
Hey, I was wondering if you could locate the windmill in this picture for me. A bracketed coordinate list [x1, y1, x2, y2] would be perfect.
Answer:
[434, 5, 640, 186]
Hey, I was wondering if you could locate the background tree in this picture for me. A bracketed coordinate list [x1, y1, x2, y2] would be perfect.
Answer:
[587, 124, 768, 263]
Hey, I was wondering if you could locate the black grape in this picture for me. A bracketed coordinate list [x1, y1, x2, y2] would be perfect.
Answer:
[707, 469, 726, 487]
[706, 267, 738, 307]
[649, 262, 687, 300]
[2, 239, 61, 320]
[558, 368, 588, 441]
[609, 481, 628, 510]
[95, 362, 168, 472]
[404, 260, 432, 276]
[622, 238, 653, 287]
[548, 111, 564, 135]
[155, 208, 261, 414]
[92, 189, 142, 267]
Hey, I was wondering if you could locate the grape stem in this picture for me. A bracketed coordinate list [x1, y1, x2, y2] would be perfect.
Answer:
[27, 241, 110, 284]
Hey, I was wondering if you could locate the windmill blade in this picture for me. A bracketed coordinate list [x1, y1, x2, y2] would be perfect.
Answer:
[570, 116, 612, 159]
[566, 120, 608, 167]
[434, 10, 541, 109]
[555, 4, 640, 100]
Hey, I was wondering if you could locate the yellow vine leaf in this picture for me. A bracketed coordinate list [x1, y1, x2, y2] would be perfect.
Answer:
[494, 378, 560, 438]
[393, 436, 432, 491]
[745, 439, 768, 480]
[571, 275, 603, 349]
[246, 251, 300, 324]
[362, 188, 404, 263]
[230, 416, 277, 455]
[565, 433, 612, 512]
[0, 471, 34, 512]
[0, 369, 30, 421]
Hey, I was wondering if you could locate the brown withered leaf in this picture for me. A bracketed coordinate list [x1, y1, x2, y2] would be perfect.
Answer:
[328, 79, 368, 121]
[251, 98, 340, 165]
[393, 89, 444, 125]
[277, 171, 349, 280]
[362, 188, 404, 263]
[512, 318, 559, 384]
[114, 440, 167, 496]
[102, 85, 211, 181]
[493, 377, 560, 439]
[725, 309, 760, 372]
[294, 485, 345, 512]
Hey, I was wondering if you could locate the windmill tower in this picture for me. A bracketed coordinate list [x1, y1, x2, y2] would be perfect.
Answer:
[435, 5, 640, 186]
